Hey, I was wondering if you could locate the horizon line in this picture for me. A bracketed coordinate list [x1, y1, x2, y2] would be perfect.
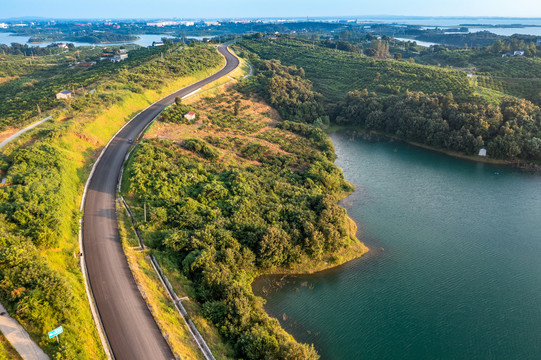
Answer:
[2, 15, 541, 22]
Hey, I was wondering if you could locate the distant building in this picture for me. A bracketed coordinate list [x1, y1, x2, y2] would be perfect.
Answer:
[56, 43, 68, 49]
[56, 90, 72, 100]
[184, 111, 196, 121]
[179, 21, 195, 26]
[111, 53, 128, 62]
[466, 72, 473, 78]
[478, 147, 487, 157]
[537, 39, 541, 45]
[0, 23, 8, 29]
[152, 41, 164, 47]
[204, 21, 220, 26]
[503, 50, 525, 57]
[147, 21, 179, 27]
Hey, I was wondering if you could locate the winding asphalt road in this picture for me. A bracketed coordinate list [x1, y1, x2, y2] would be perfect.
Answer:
[82, 44, 239, 360]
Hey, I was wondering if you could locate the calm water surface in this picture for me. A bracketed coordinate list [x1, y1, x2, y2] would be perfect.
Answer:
[253, 132, 541, 360]
[0, 33, 211, 47]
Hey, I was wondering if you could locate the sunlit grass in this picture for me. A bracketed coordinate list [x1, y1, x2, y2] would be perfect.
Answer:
[0, 332, 23, 360]
[0, 49, 226, 358]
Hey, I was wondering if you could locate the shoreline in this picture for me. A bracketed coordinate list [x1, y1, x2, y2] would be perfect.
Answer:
[259, 215, 369, 278]
[326, 124, 541, 171]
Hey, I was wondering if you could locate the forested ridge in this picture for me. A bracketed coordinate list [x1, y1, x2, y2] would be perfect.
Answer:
[0, 45, 224, 358]
[238, 38, 541, 162]
[122, 62, 365, 359]
[336, 90, 541, 159]
[239, 38, 475, 102]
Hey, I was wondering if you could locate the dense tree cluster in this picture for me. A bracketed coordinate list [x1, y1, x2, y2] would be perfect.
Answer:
[414, 30, 504, 48]
[183, 138, 220, 160]
[277, 121, 336, 161]
[0, 142, 83, 357]
[63, 31, 137, 44]
[0, 43, 66, 56]
[336, 90, 541, 159]
[488, 38, 539, 57]
[244, 59, 327, 124]
[0, 219, 76, 355]
[365, 40, 390, 58]
[127, 132, 354, 359]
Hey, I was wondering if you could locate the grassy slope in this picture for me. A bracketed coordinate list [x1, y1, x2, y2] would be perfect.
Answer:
[239, 38, 476, 103]
[121, 80, 368, 358]
[414, 50, 541, 105]
[0, 47, 225, 359]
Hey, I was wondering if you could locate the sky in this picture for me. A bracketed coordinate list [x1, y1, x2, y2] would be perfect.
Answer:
[2, 0, 541, 20]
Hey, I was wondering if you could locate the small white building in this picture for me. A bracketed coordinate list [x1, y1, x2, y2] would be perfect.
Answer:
[0, 23, 8, 29]
[56, 43, 68, 49]
[56, 90, 72, 99]
[152, 41, 164, 47]
[147, 21, 179, 27]
[478, 147, 487, 157]
[466, 72, 473, 78]
[184, 111, 196, 121]
[513, 50, 525, 56]
[110, 53, 128, 62]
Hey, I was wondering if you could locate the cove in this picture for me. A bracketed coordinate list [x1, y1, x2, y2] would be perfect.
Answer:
[253, 131, 541, 360]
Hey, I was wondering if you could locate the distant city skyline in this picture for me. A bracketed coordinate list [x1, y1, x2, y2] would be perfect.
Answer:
[3, 0, 541, 20]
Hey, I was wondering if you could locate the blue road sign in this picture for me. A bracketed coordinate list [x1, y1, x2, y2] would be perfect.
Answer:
[48, 326, 63, 339]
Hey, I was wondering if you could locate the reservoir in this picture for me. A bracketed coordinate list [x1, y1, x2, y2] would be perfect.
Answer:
[0, 33, 213, 47]
[253, 131, 541, 360]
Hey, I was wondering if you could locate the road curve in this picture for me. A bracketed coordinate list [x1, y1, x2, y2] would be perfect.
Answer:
[82, 44, 239, 360]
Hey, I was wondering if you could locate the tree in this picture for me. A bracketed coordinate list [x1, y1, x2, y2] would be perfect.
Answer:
[258, 226, 290, 267]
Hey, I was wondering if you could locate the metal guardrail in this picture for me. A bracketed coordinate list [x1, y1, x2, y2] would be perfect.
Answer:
[118, 196, 216, 360]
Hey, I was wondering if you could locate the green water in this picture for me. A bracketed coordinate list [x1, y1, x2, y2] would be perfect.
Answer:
[253, 132, 541, 360]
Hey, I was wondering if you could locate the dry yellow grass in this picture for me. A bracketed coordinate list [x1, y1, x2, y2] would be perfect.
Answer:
[145, 84, 292, 170]
[117, 203, 206, 360]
